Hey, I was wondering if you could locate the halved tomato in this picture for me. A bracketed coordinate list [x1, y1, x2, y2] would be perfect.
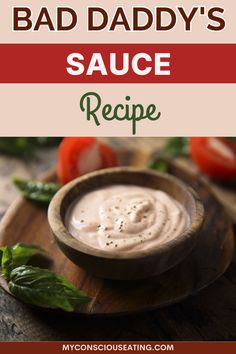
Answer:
[57, 137, 118, 184]
[190, 137, 236, 180]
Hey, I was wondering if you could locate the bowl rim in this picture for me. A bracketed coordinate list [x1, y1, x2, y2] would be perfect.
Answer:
[48, 167, 205, 260]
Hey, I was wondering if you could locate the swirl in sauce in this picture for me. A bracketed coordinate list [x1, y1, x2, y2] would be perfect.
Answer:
[66, 185, 190, 252]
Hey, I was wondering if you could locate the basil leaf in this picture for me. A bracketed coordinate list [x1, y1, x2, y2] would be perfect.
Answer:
[33, 137, 63, 147]
[164, 137, 189, 157]
[13, 178, 61, 205]
[1, 243, 44, 281]
[149, 158, 168, 173]
[149, 138, 189, 172]
[10, 243, 44, 267]
[0, 138, 35, 157]
[0, 138, 62, 157]
[0, 247, 4, 263]
[1, 247, 13, 281]
[9, 266, 90, 312]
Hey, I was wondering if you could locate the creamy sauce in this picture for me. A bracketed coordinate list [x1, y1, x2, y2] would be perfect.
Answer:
[66, 185, 190, 252]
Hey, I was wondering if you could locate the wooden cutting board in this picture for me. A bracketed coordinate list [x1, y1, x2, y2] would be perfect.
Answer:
[0, 152, 234, 315]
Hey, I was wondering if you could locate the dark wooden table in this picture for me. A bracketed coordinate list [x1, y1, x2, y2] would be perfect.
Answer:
[0, 139, 236, 341]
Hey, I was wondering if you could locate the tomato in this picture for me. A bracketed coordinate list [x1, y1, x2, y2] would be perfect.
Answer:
[57, 137, 118, 184]
[190, 137, 236, 180]
[99, 143, 118, 168]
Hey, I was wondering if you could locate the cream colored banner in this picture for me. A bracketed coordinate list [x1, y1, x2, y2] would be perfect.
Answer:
[0, 0, 235, 43]
[0, 84, 235, 136]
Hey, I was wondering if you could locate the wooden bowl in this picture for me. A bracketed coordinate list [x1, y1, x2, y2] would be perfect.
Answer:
[48, 167, 204, 280]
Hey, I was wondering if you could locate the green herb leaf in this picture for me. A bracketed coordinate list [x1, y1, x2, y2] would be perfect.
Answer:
[33, 137, 63, 147]
[0, 138, 35, 157]
[1, 247, 13, 281]
[149, 138, 189, 172]
[13, 178, 61, 205]
[10, 243, 44, 268]
[0, 138, 62, 158]
[149, 158, 168, 173]
[1, 243, 44, 281]
[9, 266, 90, 312]
[163, 137, 189, 157]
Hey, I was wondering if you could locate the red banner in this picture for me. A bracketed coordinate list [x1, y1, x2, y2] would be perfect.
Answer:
[0, 342, 236, 354]
[1, 44, 235, 83]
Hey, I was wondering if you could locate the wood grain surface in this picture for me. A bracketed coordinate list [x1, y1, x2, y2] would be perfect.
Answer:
[0, 138, 236, 341]
[0, 164, 233, 316]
